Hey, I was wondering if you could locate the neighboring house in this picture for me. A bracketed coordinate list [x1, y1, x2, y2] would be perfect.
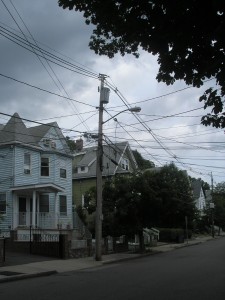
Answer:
[205, 189, 212, 204]
[0, 113, 73, 233]
[72, 141, 138, 214]
[191, 179, 206, 214]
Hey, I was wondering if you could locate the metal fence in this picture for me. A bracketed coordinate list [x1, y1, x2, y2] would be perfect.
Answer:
[29, 227, 63, 258]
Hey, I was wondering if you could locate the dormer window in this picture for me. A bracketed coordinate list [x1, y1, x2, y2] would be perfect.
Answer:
[121, 158, 129, 170]
[78, 166, 88, 173]
[42, 138, 56, 149]
[43, 139, 50, 147]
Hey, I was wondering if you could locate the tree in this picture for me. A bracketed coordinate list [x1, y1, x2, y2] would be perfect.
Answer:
[59, 1, 225, 128]
[153, 164, 196, 228]
[189, 176, 210, 191]
[132, 149, 155, 170]
[212, 182, 225, 231]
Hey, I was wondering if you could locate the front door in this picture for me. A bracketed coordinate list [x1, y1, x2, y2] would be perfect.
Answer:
[19, 197, 27, 225]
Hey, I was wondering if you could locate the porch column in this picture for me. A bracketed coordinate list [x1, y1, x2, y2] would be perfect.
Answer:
[32, 190, 36, 227]
[12, 192, 17, 229]
[55, 193, 58, 229]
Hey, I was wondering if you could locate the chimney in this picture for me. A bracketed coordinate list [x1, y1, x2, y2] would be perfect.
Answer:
[76, 139, 83, 151]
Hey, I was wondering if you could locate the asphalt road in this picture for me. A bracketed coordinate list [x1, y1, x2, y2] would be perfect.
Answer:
[0, 237, 225, 300]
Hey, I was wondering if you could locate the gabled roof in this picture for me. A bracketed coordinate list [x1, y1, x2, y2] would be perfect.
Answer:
[73, 141, 138, 179]
[191, 180, 203, 199]
[0, 113, 70, 154]
[28, 122, 57, 144]
[0, 113, 36, 145]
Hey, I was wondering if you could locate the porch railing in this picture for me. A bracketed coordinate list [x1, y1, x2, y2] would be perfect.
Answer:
[14, 212, 68, 229]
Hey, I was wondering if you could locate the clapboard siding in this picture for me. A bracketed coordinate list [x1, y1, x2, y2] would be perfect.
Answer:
[0, 147, 13, 230]
[0, 113, 73, 230]
[14, 147, 40, 186]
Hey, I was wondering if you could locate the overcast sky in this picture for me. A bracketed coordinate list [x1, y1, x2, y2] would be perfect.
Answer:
[0, 0, 224, 186]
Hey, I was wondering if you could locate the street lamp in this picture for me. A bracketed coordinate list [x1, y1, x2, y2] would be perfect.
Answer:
[95, 75, 141, 261]
[102, 107, 141, 124]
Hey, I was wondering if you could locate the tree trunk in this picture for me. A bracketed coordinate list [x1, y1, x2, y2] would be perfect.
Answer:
[138, 229, 145, 253]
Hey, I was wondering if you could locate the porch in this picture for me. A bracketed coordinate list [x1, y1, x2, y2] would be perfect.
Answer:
[13, 212, 70, 230]
[10, 183, 70, 230]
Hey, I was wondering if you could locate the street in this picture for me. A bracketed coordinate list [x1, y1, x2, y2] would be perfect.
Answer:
[0, 237, 225, 300]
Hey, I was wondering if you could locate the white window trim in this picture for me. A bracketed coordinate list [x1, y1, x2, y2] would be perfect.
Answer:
[41, 156, 50, 177]
[24, 152, 31, 175]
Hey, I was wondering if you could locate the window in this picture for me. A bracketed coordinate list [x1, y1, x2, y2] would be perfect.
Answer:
[0, 193, 6, 214]
[60, 168, 67, 178]
[121, 158, 129, 170]
[78, 166, 88, 173]
[59, 195, 67, 216]
[39, 195, 49, 213]
[41, 157, 49, 176]
[24, 153, 31, 174]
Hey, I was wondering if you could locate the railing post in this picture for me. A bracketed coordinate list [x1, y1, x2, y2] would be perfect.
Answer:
[30, 225, 32, 254]
[3, 238, 6, 262]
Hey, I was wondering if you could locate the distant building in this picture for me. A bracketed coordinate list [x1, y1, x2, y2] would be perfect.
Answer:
[191, 179, 206, 214]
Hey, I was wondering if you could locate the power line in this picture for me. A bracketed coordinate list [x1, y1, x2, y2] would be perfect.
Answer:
[0, 24, 99, 79]
[0, 73, 96, 108]
[2, 1, 94, 132]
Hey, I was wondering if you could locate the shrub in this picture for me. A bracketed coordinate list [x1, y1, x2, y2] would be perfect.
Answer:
[158, 228, 188, 243]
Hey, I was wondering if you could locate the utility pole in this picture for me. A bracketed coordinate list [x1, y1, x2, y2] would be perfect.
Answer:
[94, 76, 139, 260]
[95, 74, 107, 261]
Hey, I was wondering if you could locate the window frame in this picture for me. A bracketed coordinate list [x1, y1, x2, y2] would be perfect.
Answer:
[59, 195, 67, 216]
[24, 152, 31, 175]
[60, 168, 67, 179]
[0, 193, 7, 215]
[121, 158, 129, 171]
[41, 156, 49, 177]
[39, 194, 49, 213]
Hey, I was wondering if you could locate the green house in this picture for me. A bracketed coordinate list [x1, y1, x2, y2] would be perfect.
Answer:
[72, 141, 138, 227]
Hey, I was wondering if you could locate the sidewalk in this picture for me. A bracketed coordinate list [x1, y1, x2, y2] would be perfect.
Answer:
[0, 235, 221, 283]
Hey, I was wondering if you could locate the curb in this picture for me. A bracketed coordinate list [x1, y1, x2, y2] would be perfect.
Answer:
[0, 270, 57, 284]
[102, 250, 162, 265]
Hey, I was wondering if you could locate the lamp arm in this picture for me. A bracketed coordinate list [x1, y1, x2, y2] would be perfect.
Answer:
[102, 109, 129, 124]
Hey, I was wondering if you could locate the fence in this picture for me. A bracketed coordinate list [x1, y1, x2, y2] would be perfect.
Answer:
[0, 238, 6, 266]
[5, 228, 69, 259]
[30, 227, 65, 258]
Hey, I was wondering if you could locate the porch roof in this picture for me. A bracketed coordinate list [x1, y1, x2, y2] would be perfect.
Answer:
[10, 183, 64, 193]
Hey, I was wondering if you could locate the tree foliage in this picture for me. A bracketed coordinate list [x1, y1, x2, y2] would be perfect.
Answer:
[84, 163, 196, 236]
[213, 182, 225, 230]
[59, 0, 225, 128]
[132, 149, 155, 170]
[151, 164, 196, 228]
[189, 176, 210, 191]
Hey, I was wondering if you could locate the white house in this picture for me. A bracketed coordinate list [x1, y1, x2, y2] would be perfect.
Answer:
[0, 113, 73, 234]
[191, 179, 206, 214]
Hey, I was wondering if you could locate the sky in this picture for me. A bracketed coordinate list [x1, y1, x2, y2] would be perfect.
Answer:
[0, 0, 224, 187]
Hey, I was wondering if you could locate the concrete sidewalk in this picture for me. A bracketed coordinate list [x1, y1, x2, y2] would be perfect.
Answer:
[0, 235, 220, 283]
